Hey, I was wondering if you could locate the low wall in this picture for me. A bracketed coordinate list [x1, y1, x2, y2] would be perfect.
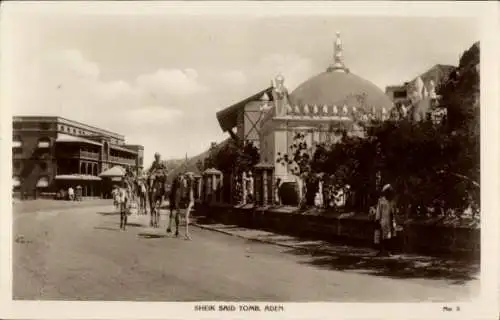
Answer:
[195, 202, 480, 258]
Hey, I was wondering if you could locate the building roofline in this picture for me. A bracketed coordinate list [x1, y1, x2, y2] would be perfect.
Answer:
[13, 115, 125, 140]
[215, 86, 274, 132]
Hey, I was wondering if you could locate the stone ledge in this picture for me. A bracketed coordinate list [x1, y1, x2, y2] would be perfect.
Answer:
[193, 203, 480, 257]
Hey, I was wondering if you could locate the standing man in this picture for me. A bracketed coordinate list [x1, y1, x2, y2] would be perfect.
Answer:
[375, 184, 396, 257]
[68, 186, 75, 201]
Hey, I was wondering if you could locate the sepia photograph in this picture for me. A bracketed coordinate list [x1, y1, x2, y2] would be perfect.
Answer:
[1, 1, 498, 319]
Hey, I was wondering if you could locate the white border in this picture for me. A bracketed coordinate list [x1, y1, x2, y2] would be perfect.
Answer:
[1, 2, 499, 319]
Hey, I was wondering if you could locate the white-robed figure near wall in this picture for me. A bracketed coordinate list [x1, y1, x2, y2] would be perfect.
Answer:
[374, 184, 397, 256]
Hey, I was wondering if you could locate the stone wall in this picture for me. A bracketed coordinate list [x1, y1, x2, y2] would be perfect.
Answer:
[195, 202, 479, 258]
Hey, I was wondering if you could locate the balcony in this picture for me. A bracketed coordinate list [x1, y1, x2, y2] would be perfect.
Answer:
[59, 151, 100, 160]
[80, 151, 100, 160]
[109, 156, 136, 166]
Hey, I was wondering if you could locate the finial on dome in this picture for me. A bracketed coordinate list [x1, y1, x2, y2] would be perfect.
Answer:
[275, 73, 285, 84]
[327, 31, 347, 73]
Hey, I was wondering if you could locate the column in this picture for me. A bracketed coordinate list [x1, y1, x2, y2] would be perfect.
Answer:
[211, 173, 217, 205]
[262, 170, 268, 205]
[219, 173, 224, 204]
[205, 176, 211, 202]
[242, 172, 247, 205]
[197, 177, 202, 201]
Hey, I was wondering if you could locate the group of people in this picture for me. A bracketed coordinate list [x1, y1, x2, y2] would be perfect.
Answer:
[56, 186, 82, 201]
[113, 152, 399, 253]
[113, 152, 195, 239]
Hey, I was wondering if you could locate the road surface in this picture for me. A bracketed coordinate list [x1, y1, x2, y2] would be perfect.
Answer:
[13, 201, 479, 302]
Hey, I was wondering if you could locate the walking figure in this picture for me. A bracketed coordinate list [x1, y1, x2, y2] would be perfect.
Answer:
[118, 183, 132, 230]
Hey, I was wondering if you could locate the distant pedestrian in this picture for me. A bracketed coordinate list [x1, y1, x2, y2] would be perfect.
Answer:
[374, 184, 396, 257]
[68, 186, 75, 201]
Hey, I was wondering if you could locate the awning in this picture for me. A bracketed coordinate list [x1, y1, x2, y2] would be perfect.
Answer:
[12, 141, 22, 148]
[36, 177, 49, 188]
[110, 144, 138, 154]
[13, 176, 20, 187]
[56, 133, 102, 146]
[37, 141, 50, 148]
[99, 165, 126, 177]
[55, 174, 102, 181]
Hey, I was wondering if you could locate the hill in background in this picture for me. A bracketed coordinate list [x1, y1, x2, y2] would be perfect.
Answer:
[162, 138, 231, 184]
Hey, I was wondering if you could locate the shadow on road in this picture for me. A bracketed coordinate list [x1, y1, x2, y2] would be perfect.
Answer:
[94, 226, 120, 232]
[97, 211, 120, 216]
[137, 232, 167, 239]
[126, 223, 144, 228]
[285, 245, 479, 284]
[192, 216, 219, 225]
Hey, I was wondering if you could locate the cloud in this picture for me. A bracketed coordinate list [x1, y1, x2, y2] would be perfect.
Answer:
[135, 68, 208, 97]
[14, 48, 315, 165]
[14, 48, 229, 165]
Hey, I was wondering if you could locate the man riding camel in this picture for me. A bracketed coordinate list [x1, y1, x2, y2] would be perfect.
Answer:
[146, 152, 168, 228]
[147, 152, 168, 178]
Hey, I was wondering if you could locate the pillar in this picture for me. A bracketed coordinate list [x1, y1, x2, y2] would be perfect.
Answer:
[253, 163, 274, 206]
[211, 173, 217, 205]
[263, 170, 268, 205]
[242, 172, 248, 205]
[195, 175, 202, 200]
[203, 168, 222, 205]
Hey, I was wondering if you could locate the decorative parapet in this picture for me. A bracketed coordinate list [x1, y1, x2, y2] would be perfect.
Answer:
[267, 102, 391, 122]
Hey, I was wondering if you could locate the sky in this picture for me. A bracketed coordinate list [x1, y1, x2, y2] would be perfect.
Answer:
[3, 6, 478, 165]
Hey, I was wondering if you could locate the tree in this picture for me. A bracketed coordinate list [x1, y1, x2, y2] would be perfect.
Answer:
[437, 41, 480, 208]
[196, 159, 204, 174]
[439, 42, 480, 135]
[273, 42, 480, 216]
[204, 139, 260, 175]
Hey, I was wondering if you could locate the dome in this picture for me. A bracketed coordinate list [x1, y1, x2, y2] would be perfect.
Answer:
[289, 71, 393, 113]
[287, 32, 393, 114]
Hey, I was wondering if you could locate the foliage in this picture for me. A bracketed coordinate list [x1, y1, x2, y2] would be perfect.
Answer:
[203, 139, 260, 175]
[276, 41, 480, 215]
[196, 160, 204, 173]
[439, 42, 480, 136]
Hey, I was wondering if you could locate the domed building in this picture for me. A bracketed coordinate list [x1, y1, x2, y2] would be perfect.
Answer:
[258, 32, 394, 182]
[216, 33, 395, 202]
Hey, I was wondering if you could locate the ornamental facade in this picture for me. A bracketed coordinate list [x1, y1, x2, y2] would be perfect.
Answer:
[257, 32, 394, 183]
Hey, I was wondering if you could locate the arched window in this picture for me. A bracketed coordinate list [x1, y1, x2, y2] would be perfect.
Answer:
[87, 163, 92, 176]
[36, 176, 49, 188]
[37, 137, 51, 148]
[93, 164, 98, 176]
[13, 135, 22, 148]
[80, 163, 86, 175]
